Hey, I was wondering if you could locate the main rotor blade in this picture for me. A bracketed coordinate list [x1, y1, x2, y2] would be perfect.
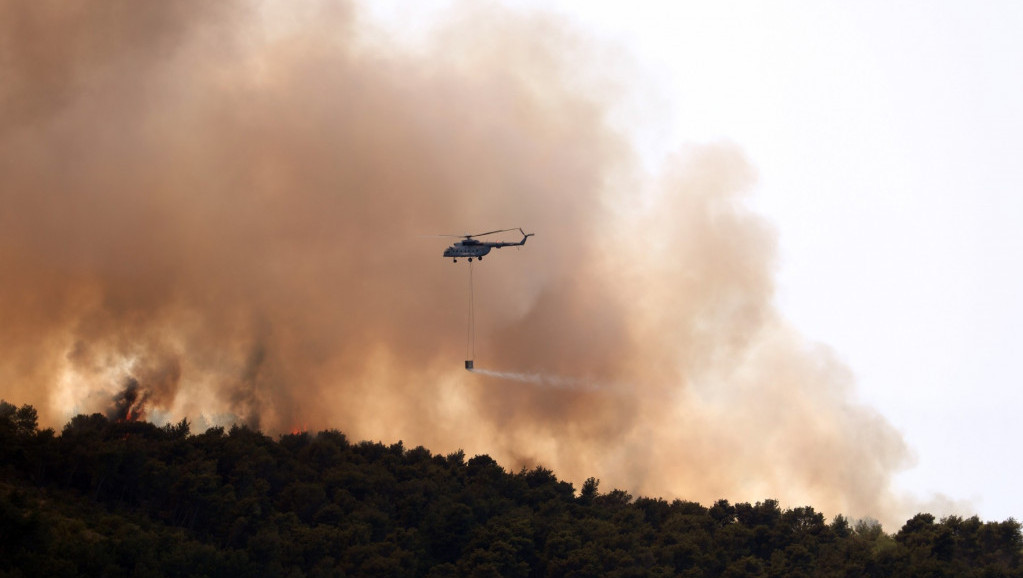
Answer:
[468, 228, 516, 238]
[431, 228, 518, 238]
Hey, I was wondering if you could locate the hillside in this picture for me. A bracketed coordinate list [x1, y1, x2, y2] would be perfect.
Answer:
[2, 400, 1021, 577]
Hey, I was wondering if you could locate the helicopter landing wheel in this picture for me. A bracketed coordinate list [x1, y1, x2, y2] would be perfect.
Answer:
[453, 258, 457, 263]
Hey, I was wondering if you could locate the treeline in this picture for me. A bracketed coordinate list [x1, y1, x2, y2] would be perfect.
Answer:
[1, 400, 1021, 577]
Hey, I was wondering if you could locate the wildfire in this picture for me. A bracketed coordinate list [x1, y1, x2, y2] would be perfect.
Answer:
[108, 378, 149, 422]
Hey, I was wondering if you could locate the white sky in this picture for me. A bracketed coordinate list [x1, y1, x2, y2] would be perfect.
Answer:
[363, 0, 1023, 522]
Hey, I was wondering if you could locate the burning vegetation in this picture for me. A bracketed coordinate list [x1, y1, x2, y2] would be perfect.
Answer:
[106, 378, 148, 422]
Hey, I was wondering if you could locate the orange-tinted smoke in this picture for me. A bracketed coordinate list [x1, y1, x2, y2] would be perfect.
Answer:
[1, 1, 916, 525]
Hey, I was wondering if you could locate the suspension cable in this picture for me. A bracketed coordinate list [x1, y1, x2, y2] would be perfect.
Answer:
[466, 260, 476, 362]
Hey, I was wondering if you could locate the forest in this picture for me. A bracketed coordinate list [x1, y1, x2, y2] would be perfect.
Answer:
[2, 399, 1021, 577]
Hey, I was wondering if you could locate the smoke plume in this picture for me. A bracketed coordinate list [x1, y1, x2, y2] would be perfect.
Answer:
[1, 1, 919, 525]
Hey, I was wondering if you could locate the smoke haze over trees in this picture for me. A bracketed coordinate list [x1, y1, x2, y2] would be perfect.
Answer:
[0, 1, 938, 525]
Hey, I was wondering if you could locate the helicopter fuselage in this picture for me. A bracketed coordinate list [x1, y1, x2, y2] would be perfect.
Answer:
[442, 229, 533, 262]
[443, 241, 493, 260]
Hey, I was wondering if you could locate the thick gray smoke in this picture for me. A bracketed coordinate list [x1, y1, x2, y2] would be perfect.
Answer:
[0, 0, 923, 525]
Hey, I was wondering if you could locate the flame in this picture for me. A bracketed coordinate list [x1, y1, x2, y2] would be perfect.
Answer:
[109, 378, 149, 423]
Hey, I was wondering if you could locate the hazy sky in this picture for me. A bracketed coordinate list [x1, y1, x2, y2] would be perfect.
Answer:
[2, 0, 1020, 527]
[365, 0, 1023, 521]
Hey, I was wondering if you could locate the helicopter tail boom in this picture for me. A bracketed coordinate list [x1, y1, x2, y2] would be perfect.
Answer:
[488, 228, 533, 248]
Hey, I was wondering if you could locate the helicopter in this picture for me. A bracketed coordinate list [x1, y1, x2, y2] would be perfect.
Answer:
[442, 228, 534, 262]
